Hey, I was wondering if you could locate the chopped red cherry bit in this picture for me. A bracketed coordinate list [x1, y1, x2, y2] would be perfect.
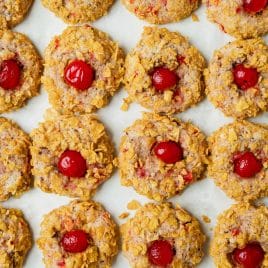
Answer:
[55, 38, 60, 49]
[148, 240, 174, 266]
[233, 151, 262, 178]
[161, 0, 167, 5]
[232, 242, 264, 268]
[57, 260, 65, 267]
[64, 60, 95, 90]
[231, 227, 240, 236]
[136, 167, 148, 178]
[183, 172, 193, 184]
[219, 23, 226, 33]
[177, 55, 186, 65]
[61, 230, 89, 253]
[173, 89, 184, 103]
[0, 59, 21, 90]
[243, 0, 267, 13]
[151, 67, 178, 92]
[233, 64, 259, 91]
[147, 4, 157, 14]
[154, 141, 183, 164]
[122, 147, 128, 153]
[58, 150, 87, 178]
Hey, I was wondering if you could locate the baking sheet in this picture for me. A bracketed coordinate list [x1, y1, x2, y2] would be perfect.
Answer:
[3, 0, 268, 267]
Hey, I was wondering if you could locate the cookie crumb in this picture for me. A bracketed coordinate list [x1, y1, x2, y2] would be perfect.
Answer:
[112, 157, 119, 167]
[191, 14, 199, 22]
[119, 212, 130, 219]
[202, 215, 211, 223]
[121, 97, 132, 111]
[127, 200, 141, 210]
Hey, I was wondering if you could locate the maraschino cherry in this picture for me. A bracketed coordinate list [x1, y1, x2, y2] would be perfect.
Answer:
[152, 67, 178, 92]
[64, 60, 94, 90]
[58, 150, 87, 177]
[233, 151, 262, 178]
[154, 141, 183, 164]
[61, 230, 89, 253]
[0, 59, 21, 90]
[148, 240, 174, 266]
[233, 64, 259, 90]
[232, 243, 264, 268]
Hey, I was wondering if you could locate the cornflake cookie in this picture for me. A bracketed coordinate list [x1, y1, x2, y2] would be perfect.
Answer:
[210, 203, 268, 268]
[42, 0, 114, 24]
[0, 0, 33, 28]
[0, 30, 42, 113]
[37, 200, 118, 268]
[119, 113, 208, 201]
[0, 206, 32, 268]
[121, 202, 206, 268]
[205, 38, 268, 119]
[30, 114, 115, 199]
[208, 120, 268, 201]
[122, 0, 199, 24]
[124, 27, 206, 114]
[204, 0, 268, 39]
[0, 117, 31, 201]
[43, 25, 124, 115]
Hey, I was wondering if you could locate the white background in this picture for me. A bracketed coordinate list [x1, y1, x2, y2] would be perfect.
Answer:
[3, 0, 268, 267]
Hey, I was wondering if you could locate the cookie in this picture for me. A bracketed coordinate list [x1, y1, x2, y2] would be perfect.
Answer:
[0, 30, 42, 113]
[204, 0, 268, 39]
[121, 202, 206, 268]
[124, 27, 206, 114]
[37, 200, 118, 268]
[210, 203, 268, 268]
[0, 0, 33, 28]
[122, 0, 199, 24]
[42, 0, 114, 24]
[205, 38, 268, 119]
[30, 114, 115, 199]
[208, 120, 268, 201]
[119, 113, 208, 201]
[0, 206, 32, 268]
[42, 25, 124, 115]
[0, 117, 31, 201]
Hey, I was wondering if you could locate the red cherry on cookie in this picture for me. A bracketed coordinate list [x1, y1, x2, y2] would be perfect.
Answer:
[154, 141, 183, 164]
[148, 240, 174, 266]
[152, 67, 178, 92]
[58, 150, 87, 177]
[233, 64, 259, 90]
[0, 59, 21, 90]
[243, 0, 267, 13]
[64, 60, 94, 90]
[232, 243, 264, 268]
[233, 151, 262, 178]
[61, 230, 89, 253]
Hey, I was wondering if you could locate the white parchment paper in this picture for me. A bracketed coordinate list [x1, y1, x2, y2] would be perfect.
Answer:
[3, 0, 268, 267]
